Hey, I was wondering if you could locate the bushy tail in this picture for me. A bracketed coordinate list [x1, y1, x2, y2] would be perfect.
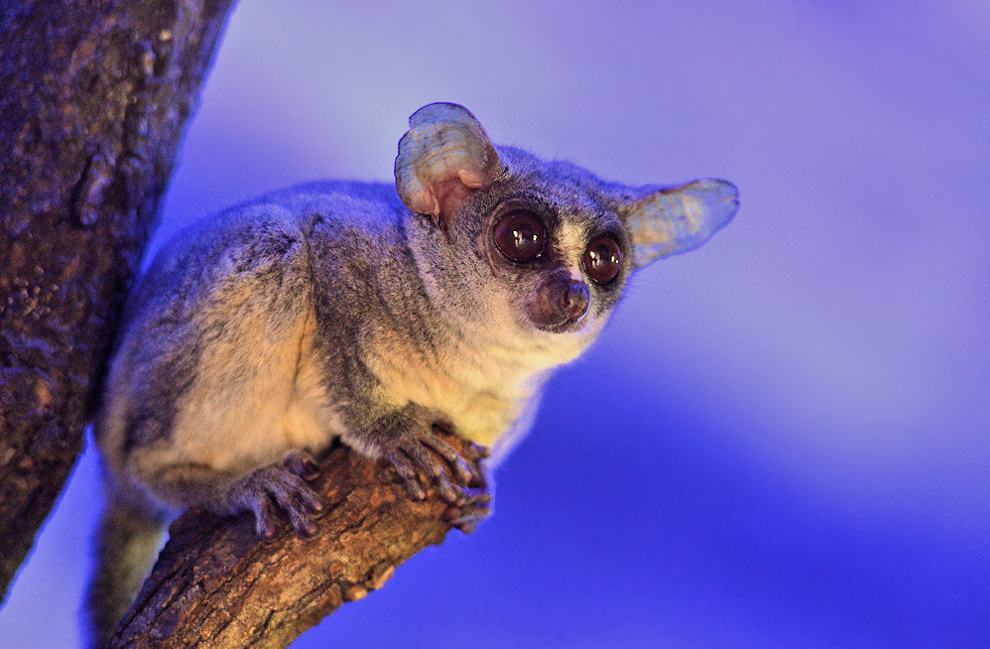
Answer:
[85, 494, 167, 649]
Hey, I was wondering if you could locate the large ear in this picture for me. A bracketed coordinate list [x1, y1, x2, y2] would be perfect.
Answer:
[394, 103, 502, 227]
[620, 178, 739, 269]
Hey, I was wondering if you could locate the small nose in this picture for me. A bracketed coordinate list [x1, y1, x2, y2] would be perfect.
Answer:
[560, 279, 589, 320]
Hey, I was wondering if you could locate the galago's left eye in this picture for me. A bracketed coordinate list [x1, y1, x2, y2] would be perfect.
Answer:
[583, 235, 622, 284]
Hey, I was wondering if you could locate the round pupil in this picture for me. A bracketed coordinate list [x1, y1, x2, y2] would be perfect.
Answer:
[584, 236, 621, 284]
[495, 212, 545, 261]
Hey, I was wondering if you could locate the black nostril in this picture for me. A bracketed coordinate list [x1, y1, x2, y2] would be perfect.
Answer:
[561, 279, 590, 320]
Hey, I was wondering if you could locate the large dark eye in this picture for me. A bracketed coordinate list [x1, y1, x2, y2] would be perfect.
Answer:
[583, 235, 622, 284]
[494, 211, 546, 261]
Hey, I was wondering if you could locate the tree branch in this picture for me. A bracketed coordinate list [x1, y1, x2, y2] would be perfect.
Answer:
[111, 438, 487, 648]
[0, 0, 236, 600]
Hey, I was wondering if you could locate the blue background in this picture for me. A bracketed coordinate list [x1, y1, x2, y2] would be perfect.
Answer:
[2, 1, 989, 647]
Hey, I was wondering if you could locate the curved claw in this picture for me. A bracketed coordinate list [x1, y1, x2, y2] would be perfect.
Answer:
[401, 439, 447, 480]
[421, 434, 476, 486]
[386, 449, 428, 501]
[396, 441, 465, 504]
[433, 473, 464, 504]
[465, 442, 491, 461]
[254, 496, 281, 541]
[444, 492, 492, 533]
[282, 449, 321, 481]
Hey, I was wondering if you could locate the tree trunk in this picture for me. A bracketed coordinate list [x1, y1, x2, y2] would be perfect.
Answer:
[0, 0, 236, 601]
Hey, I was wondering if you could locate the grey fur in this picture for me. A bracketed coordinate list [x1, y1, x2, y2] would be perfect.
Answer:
[86, 103, 738, 646]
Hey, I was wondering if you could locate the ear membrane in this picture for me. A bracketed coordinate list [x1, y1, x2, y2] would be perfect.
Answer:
[620, 178, 739, 269]
[395, 103, 502, 227]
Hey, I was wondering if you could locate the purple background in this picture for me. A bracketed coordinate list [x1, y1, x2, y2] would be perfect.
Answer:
[3, 1, 989, 647]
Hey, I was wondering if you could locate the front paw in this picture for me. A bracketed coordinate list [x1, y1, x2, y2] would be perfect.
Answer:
[371, 410, 488, 504]
[234, 450, 326, 540]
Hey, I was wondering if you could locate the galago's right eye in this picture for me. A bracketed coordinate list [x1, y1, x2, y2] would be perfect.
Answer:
[494, 211, 546, 262]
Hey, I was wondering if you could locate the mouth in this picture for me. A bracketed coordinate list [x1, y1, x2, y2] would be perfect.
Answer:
[532, 315, 584, 334]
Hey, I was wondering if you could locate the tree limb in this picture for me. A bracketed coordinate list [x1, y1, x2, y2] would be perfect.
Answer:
[111, 438, 487, 648]
[0, 0, 236, 600]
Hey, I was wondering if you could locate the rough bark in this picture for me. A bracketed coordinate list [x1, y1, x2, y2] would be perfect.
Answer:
[0, 0, 236, 600]
[110, 438, 487, 648]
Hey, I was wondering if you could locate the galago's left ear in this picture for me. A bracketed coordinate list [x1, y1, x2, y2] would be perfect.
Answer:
[620, 178, 739, 269]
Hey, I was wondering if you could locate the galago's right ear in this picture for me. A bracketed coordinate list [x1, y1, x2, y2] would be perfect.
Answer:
[618, 178, 739, 270]
[395, 102, 502, 230]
